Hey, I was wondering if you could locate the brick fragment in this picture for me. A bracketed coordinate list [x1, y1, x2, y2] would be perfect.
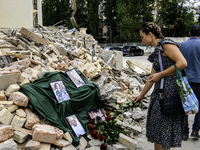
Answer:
[32, 124, 57, 143]
[25, 139, 40, 150]
[0, 90, 7, 101]
[24, 108, 40, 129]
[0, 125, 13, 142]
[8, 91, 29, 107]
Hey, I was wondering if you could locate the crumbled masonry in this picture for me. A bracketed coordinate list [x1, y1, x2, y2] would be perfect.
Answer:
[0, 26, 151, 149]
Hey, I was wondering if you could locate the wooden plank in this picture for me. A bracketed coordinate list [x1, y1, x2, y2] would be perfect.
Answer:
[12, 126, 32, 135]
[19, 27, 49, 45]
[0, 101, 13, 104]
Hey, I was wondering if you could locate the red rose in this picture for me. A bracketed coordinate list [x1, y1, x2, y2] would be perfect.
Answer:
[89, 119, 95, 124]
[106, 110, 110, 116]
[98, 134, 105, 141]
[105, 115, 111, 122]
[87, 124, 94, 130]
[90, 130, 98, 137]
[92, 134, 99, 139]
[100, 143, 107, 150]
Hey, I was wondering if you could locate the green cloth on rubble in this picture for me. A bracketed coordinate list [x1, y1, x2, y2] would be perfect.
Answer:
[20, 71, 101, 146]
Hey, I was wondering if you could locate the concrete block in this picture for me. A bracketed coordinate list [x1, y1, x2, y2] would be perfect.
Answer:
[54, 139, 71, 147]
[0, 104, 5, 111]
[5, 104, 18, 113]
[101, 51, 123, 71]
[11, 115, 26, 128]
[39, 143, 51, 150]
[62, 144, 76, 150]
[16, 108, 27, 118]
[77, 137, 88, 150]
[0, 108, 14, 125]
[118, 133, 137, 150]
[13, 130, 29, 143]
[0, 74, 20, 91]
[63, 132, 73, 143]
[0, 138, 18, 150]
[5, 84, 20, 97]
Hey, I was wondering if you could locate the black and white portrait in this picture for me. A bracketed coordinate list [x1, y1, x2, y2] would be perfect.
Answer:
[66, 114, 86, 137]
[66, 69, 85, 88]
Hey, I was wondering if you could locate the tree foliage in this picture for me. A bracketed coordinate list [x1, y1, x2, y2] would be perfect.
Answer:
[157, 0, 195, 37]
[116, 0, 154, 42]
[42, 0, 199, 42]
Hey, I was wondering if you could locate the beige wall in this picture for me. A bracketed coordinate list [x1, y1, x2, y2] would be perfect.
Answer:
[0, 0, 33, 28]
[37, 0, 43, 26]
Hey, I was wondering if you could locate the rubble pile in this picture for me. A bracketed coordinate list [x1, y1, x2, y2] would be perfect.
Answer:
[0, 26, 151, 149]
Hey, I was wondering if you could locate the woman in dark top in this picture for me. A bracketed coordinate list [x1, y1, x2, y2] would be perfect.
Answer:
[54, 83, 70, 102]
[133, 22, 187, 150]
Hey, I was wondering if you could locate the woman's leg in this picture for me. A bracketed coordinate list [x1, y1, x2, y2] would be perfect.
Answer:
[154, 143, 170, 150]
[154, 143, 162, 150]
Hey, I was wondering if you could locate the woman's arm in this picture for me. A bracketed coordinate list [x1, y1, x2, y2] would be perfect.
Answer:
[148, 44, 187, 83]
[133, 67, 156, 103]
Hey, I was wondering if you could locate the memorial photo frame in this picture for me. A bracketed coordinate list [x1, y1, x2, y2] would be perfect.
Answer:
[50, 80, 70, 103]
[66, 69, 85, 88]
[88, 108, 105, 122]
[66, 114, 86, 137]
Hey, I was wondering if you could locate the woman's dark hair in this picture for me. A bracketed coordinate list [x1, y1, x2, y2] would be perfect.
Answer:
[140, 21, 164, 38]
[190, 24, 200, 36]
[54, 83, 61, 89]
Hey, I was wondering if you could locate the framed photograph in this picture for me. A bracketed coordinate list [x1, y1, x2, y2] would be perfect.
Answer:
[88, 108, 105, 122]
[50, 80, 70, 103]
[66, 114, 86, 137]
[66, 69, 85, 88]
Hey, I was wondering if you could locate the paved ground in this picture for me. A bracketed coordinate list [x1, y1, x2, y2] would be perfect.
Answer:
[135, 113, 200, 150]
[123, 55, 200, 150]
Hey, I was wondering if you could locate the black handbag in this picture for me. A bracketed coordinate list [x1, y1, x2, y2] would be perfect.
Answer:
[158, 50, 184, 116]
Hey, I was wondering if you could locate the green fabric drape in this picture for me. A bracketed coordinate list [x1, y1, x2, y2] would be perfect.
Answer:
[20, 70, 101, 146]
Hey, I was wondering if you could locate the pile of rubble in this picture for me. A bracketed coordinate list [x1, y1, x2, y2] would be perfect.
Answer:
[0, 26, 151, 150]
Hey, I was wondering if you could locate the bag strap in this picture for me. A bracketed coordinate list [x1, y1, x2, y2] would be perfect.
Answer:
[158, 50, 164, 98]
[174, 64, 182, 79]
[158, 50, 164, 89]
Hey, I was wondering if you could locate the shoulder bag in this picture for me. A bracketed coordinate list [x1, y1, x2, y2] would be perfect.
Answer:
[174, 64, 199, 114]
[158, 50, 184, 116]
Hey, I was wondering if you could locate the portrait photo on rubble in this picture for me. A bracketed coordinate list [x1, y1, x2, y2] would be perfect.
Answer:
[66, 69, 85, 88]
[88, 108, 105, 122]
[66, 114, 86, 137]
[50, 80, 70, 103]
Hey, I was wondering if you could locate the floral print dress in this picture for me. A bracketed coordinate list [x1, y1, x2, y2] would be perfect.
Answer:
[146, 39, 185, 149]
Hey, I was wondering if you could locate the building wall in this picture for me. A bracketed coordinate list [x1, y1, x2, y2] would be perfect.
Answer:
[0, 0, 33, 28]
[37, 0, 43, 26]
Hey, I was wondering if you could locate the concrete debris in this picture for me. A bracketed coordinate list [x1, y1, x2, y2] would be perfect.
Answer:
[0, 26, 151, 149]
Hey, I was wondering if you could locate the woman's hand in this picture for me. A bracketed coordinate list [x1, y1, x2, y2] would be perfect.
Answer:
[133, 94, 143, 103]
[148, 72, 162, 83]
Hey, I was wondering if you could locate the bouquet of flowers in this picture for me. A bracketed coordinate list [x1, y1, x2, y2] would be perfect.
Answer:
[87, 110, 127, 150]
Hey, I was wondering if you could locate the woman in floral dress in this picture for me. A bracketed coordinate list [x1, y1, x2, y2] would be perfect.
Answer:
[133, 22, 187, 150]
